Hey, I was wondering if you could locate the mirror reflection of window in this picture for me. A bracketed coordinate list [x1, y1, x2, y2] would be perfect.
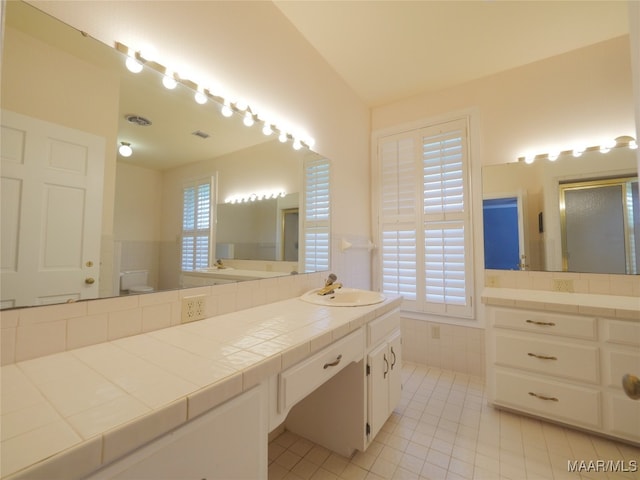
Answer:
[181, 177, 215, 271]
[560, 177, 638, 274]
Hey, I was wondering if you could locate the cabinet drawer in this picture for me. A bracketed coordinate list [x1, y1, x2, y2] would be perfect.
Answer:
[279, 328, 364, 413]
[494, 370, 601, 429]
[493, 308, 596, 340]
[603, 320, 640, 347]
[367, 310, 400, 347]
[495, 333, 599, 383]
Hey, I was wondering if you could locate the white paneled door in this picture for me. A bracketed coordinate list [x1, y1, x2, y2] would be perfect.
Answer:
[1, 110, 105, 308]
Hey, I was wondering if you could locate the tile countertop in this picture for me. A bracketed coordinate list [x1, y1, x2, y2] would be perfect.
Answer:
[0, 294, 402, 480]
[482, 287, 640, 320]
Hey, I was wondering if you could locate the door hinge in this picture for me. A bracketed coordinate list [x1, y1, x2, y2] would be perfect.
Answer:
[366, 422, 371, 436]
[366, 364, 370, 376]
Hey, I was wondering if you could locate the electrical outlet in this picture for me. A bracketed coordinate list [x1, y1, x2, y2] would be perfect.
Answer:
[552, 279, 574, 293]
[431, 325, 440, 340]
[181, 295, 207, 323]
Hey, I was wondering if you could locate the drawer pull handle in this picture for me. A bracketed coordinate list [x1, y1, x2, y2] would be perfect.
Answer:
[383, 353, 389, 379]
[527, 353, 557, 361]
[323, 354, 342, 369]
[528, 392, 558, 402]
[390, 347, 397, 369]
[526, 320, 556, 327]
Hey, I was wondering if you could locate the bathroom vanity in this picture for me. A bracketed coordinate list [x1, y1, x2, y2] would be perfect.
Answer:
[483, 288, 640, 445]
[0, 294, 402, 479]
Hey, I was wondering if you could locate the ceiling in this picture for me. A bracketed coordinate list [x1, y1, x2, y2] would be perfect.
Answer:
[273, 1, 630, 107]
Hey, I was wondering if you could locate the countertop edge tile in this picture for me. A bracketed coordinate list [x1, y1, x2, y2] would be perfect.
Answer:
[5, 435, 102, 480]
[187, 373, 243, 420]
[102, 398, 187, 465]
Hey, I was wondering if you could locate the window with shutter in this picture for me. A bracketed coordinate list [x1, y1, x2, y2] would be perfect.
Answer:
[181, 177, 215, 271]
[376, 118, 474, 319]
[303, 157, 330, 272]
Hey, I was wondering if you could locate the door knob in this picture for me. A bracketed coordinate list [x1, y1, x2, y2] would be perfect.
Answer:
[622, 374, 640, 400]
[85, 277, 95, 285]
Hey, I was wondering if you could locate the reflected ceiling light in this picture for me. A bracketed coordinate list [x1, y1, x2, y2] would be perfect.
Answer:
[118, 142, 133, 157]
[278, 131, 288, 143]
[221, 100, 233, 117]
[243, 111, 254, 127]
[262, 122, 273, 136]
[162, 71, 177, 89]
[224, 190, 286, 204]
[599, 139, 615, 154]
[194, 87, 208, 105]
[125, 55, 143, 73]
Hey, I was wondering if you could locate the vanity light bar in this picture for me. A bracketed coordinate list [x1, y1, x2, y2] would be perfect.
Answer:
[517, 135, 637, 164]
[115, 42, 315, 151]
[224, 191, 287, 204]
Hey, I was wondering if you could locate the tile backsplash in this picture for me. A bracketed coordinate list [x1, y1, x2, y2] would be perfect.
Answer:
[484, 269, 640, 296]
[0, 272, 324, 366]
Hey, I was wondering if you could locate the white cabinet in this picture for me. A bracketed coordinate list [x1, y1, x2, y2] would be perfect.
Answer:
[487, 305, 640, 445]
[87, 386, 267, 480]
[366, 311, 402, 442]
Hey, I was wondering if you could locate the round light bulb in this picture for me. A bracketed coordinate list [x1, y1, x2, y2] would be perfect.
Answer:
[194, 88, 207, 105]
[262, 123, 273, 136]
[119, 143, 133, 157]
[125, 56, 143, 73]
[162, 73, 177, 89]
[524, 155, 535, 165]
[629, 140, 638, 150]
[547, 152, 559, 162]
[293, 138, 302, 150]
[243, 112, 254, 127]
[278, 131, 287, 143]
[221, 100, 233, 118]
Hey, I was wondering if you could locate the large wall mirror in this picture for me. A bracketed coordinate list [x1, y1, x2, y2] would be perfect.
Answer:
[1, 1, 330, 309]
[482, 142, 638, 274]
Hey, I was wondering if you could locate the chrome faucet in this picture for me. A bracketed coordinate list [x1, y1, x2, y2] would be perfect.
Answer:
[317, 273, 342, 296]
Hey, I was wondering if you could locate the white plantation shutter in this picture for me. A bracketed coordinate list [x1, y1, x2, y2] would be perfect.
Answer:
[303, 157, 330, 272]
[377, 118, 473, 319]
[182, 178, 214, 271]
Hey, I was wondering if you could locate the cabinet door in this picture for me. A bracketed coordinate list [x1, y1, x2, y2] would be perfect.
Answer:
[368, 341, 390, 440]
[388, 331, 402, 413]
[89, 387, 266, 479]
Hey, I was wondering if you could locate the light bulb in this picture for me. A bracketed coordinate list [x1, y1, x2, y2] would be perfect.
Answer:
[600, 139, 615, 153]
[548, 152, 559, 161]
[221, 100, 233, 117]
[194, 87, 207, 105]
[118, 142, 133, 157]
[572, 146, 585, 157]
[125, 56, 143, 73]
[279, 131, 287, 143]
[524, 155, 535, 165]
[235, 99, 248, 111]
[293, 138, 302, 150]
[243, 112, 254, 127]
[629, 140, 638, 150]
[162, 72, 177, 89]
[262, 123, 273, 136]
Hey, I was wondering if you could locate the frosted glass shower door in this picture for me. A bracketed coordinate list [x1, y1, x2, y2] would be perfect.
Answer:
[563, 184, 626, 273]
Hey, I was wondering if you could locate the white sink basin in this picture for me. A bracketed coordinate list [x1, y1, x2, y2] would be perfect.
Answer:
[300, 288, 386, 307]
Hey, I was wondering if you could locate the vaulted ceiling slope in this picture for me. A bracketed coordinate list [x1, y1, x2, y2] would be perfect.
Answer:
[273, 1, 630, 107]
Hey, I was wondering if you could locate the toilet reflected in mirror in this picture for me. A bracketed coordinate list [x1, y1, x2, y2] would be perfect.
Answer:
[120, 270, 154, 295]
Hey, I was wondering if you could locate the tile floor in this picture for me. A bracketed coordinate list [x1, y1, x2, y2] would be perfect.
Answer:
[268, 363, 640, 480]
